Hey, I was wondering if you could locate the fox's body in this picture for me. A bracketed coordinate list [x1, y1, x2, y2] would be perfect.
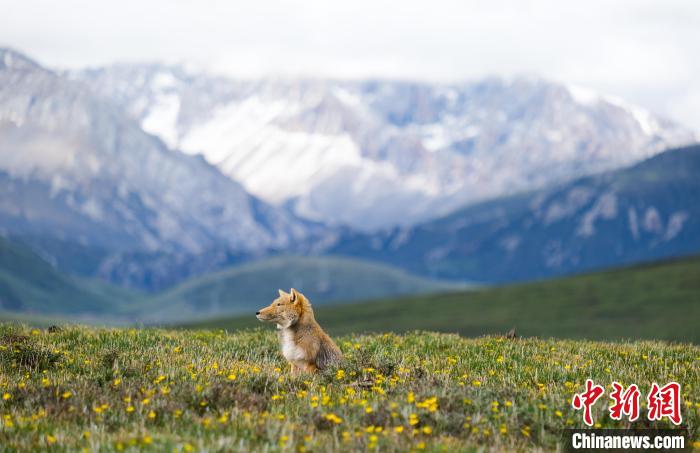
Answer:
[256, 289, 342, 373]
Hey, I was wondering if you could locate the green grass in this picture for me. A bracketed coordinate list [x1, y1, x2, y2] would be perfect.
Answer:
[0, 324, 697, 451]
[181, 255, 700, 343]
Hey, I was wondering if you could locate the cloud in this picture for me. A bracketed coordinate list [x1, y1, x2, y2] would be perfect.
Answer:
[1, 0, 699, 129]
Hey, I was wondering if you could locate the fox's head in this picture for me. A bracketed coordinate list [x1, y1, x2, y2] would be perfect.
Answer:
[256, 288, 310, 328]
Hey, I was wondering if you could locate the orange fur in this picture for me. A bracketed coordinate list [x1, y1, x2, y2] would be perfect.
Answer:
[256, 288, 342, 374]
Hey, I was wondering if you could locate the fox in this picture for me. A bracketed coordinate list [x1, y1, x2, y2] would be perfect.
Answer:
[256, 288, 342, 374]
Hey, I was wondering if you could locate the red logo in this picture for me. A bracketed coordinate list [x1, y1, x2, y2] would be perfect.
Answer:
[572, 379, 606, 426]
[609, 382, 640, 422]
[647, 382, 682, 425]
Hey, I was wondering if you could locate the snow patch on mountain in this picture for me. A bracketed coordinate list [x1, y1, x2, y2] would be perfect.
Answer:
[142, 93, 180, 147]
[566, 84, 602, 106]
[179, 96, 365, 204]
[664, 212, 688, 241]
[576, 192, 618, 237]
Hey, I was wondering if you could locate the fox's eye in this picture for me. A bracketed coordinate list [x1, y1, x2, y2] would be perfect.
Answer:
[277, 303, 281, 306]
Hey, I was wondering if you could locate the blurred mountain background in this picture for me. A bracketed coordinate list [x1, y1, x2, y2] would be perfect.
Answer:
[0, 47, 698, 329]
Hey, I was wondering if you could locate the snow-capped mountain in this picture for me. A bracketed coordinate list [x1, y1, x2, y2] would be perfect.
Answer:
[0, 49, 309, 286]
[75, 64, 697, 230]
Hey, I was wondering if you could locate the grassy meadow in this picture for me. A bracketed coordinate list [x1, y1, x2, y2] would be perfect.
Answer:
[0, 323, 698, 451]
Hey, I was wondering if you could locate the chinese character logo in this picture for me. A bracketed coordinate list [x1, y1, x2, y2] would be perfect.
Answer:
[572, 379, 605, 426]
[609, 382, 640, 422]
[647, 382, 682, 425]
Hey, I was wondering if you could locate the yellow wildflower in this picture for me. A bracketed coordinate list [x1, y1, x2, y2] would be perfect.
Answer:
[325, 413, 343, 424]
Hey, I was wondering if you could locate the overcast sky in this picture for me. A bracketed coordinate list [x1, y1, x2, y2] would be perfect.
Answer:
[2, 0, 700, 129]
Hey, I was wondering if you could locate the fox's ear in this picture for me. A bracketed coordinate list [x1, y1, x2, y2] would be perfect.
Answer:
[290, 288, 299, 303]
[278, 289, 289, 298]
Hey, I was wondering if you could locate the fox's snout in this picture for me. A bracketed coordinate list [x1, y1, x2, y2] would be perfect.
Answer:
[256, 306, 274, 321]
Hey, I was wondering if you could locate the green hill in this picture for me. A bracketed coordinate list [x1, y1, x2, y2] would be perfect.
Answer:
[0, 241, 462, 323]
[0, 236, 141, 318]
[142, 255, 463, 322]
[181, 255, 700, 343]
